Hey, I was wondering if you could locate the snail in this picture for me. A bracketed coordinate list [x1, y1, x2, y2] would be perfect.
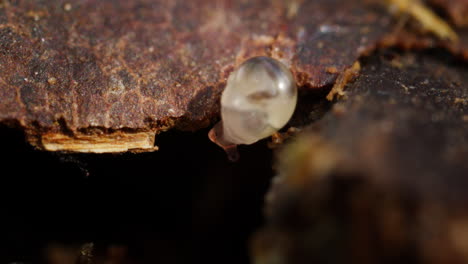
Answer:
[209, 56, 297, 161]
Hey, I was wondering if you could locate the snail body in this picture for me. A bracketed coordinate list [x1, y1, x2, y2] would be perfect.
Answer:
[209, 56, 297, 160]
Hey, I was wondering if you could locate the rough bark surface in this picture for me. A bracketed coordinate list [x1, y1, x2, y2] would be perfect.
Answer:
[0, 0, 394, 152]
[253, 50, 468, 264]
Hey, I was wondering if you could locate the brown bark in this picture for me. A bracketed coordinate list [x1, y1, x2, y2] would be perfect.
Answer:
[253, 50, 468, 264]
[0, 0, 396, 152]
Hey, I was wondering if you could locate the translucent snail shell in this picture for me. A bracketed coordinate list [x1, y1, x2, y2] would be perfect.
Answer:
[209, 56, 297, 160]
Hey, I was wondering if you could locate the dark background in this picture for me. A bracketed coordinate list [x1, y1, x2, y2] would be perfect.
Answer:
[1, 125, 273, 264]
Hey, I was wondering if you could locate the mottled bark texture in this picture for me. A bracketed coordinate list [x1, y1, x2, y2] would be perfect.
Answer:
[0, 0, 395, 152]
[252, 51, 468, 264]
